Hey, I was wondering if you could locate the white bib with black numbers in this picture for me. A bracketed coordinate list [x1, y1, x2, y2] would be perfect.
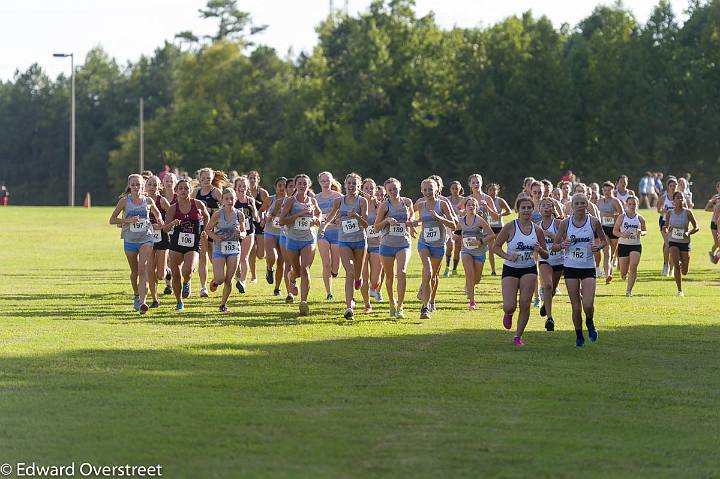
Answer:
[423, 226, 441, 242]
[221, 241, 239, 255]
[294, 216, 311, 231]
[342, 218, 359, 233]
[178, 232, 195, 248]
[152, 230, 162, 243]
[130, 219, 149, 233]
[389, 223, 406, 236]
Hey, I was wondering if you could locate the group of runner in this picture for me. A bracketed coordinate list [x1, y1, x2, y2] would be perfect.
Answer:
[109, 169, 714, 347]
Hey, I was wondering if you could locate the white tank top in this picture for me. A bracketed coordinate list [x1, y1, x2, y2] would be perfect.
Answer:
[616, 189, 631, 204]
[564, 214, 596, 269]
[662, 194, 674, 212]
[504, 220, 538, 269]
[617, 213, 641, 246]
[540, 219, 564, 266]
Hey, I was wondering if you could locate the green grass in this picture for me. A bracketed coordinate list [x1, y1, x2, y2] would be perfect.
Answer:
[1, 206, 719, 478]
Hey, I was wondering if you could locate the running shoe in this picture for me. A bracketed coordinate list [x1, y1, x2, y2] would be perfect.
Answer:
[299, 301, 310, 316]
[354, 278, 362, 290]
[326, 292, 334, 301]
[428, 302, 436, 312]
[443, 268, 450, 278]
[266, 269, 274, 284]
[369, 286, 376, 298]
[626, 291, 633, 297]
[209, 281, 219, 293]
[555, 287, 561, 295]
[513, 336, 524, 347]
[606, 274, 613, 284]
[237, 281, 246, 294]
[587, 321, 598, 342]
[376, 291, 383, 302]
[149, 300, 160, 308]
[133, 295, 140, 311]
[533, 296, 540, 308]
[364, 305, 372, 314]
[182, 282, 191, 299]
[677, 290, 684, 297]
[713, 253, 720, 265]
[200, 287, 209, 298]
[420, 307, 430, 319]
[285, 294, 294, 304]
[273, 288, 281, 296]
[491, 271, 497, 276]
[502, 313, 512, 330]
[469, 301, 477, 310]
[576, 337, 585, 348]
[139, 303, 149, 315]
[250, 277, 258, 284]
[289, 282, 299, 296]
[343, 308, 354, 320]
[596, 267, 603, 278]
[545, 318, 554, 331]
[389, 303, 397, 317]
[176, 302, 184, 311]
[661, 264, 668, 277]
[219, 304, 228, 313]
[540, 304, 547, 317]
[395, 306, 405, 319]
[235, 280, 242, 293]
[163, 285, 172, 295]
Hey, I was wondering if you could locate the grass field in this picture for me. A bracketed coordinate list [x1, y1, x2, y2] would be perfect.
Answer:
[1, 206, 719, 478]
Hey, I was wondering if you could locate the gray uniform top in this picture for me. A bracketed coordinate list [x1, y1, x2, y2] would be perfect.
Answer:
[460, 215, 487, 256]
[418, 199, 447, 246]
[367, 202, 381, 247]
[338, 195, 366, 243]
[213, 208, 242, 254]
[668, 209, 690, 244]
[488, 197, 504, 227]
[380, 198, 410, 248]
[264, 195, 283, 235]
[122, 195, 154, 243]
[316, 193, 339, 231]
[598, 197, 616, 227]
[286, 196, 315, 242]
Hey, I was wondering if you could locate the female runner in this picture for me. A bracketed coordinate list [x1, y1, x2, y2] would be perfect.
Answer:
[160, 172, 177, 295]
[145, 175, 171, 308]
[206, 188, 246, 312]
[443, 181, 465, 277]
[459, 197, 495, 310]
[193, 168, 223, 297]
[598, 181, 624, 282]
[664, 191, 699, 296]
[321, 173, 370, 319]
[108, 174, 164, 314]
[165, 179, 210, 310]
[279, 174, 321, 316]
[657, 176, 678, 276]
[537, 198, 564, 331]
[375, 178, 416, 319]
[247, 170, 269, 283]
[552, 193, 607, 347]
[261, 177, 288, 296]
[362, 179, 384, 302]
[493, 197, 549, 346]
[613, 196, 646, 296]
[486, 182, 511, 276]
[233, 175, 259, 294]
[316, 172, 342, 301]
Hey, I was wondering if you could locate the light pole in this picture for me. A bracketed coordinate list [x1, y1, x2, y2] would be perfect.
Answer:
[53, 52, 75, 207]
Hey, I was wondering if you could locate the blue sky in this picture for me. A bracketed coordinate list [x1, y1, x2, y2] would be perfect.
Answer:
[0, 0, 688, 80]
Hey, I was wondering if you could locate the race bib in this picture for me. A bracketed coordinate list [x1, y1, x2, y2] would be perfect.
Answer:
[602, 216, 615, 227]
[319, 213, 326, 225]
[569, 245, 586, 260]
[221, 240, 239, 255]
[389, 223, 406, 236]
[463, 236, 478, 250]
[271, 217, 281, 229]
[367, 225, 381, 238]
[671, 228, 685, 241]
[488, 219, 501, 227]
[423, 226, 441, 242]
[515, 251, 534, 263]
[152, 231, 162, 244]
[342, 218, 359, 233]
[130, 219, 149, 233]
[244, 217, 251, 231]
[294, 216, 311, 231]
[178, 232, 195, 248]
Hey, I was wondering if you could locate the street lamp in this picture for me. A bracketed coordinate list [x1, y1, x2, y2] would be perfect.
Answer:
[53, 52, 75, 207]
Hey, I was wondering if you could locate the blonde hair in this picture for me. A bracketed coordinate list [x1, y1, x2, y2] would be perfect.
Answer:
[318, 171, 333, 182]
[384, 177, 401, 188]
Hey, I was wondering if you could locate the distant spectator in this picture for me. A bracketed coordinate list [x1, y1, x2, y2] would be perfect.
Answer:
[654, 172, 664, 196]
[678, 177, 694, 208]
[158, 164, 171, 181]
[561, 170, 576, 184]
[1, 184, 8, 206]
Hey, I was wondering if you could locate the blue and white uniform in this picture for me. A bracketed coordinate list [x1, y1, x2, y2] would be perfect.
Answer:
[501, 220, 538, 278]
[316, 193, 339, 244]
[460, 215, 487, 263]
[379, 199, 411, 258]
[417, 200, 447, 259]
[122, 195, 155, 253]
[285, 196, 316, 252]
[564, 214, 596, 279]
[538, 218, 564, 271]
[617, 213, 642, 257]
[212, 208, 242, 259]
[338, 195, 367, 250]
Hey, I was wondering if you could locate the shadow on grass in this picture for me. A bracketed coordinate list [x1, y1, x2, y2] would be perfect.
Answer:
[0, 326, 719, 477]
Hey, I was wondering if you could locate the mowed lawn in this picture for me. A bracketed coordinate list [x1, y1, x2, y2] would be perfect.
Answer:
[1, 206, 719, 478]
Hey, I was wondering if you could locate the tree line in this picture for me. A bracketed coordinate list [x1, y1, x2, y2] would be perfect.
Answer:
[1, 0, 719, 205]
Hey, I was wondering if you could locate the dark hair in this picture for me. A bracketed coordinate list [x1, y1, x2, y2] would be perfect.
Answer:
[516, 197, 534, 210]
[602, 181, 615, 189]
[274, 176, 287, 187]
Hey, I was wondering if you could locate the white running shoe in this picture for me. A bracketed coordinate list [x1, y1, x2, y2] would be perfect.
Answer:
[596, 267, 603, 278]
[677, 290, 684, 297]
[626, 291, 632, 297]
[661, 264, 668, 277]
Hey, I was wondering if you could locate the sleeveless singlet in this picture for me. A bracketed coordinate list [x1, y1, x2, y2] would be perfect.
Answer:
[234, 196, 255, 235]
[123, 196, 154, 244]
[380, 199, 410, 248]
[366, 200, 381, 247]
[564, 214, 595, 269]
[668, 209, 690, 244]
[338, 195, 366, 243]
[316, 193, 339, 230]
[171, 200, 201, 250]
[286, 196, 315, 242]
[418, 200, 447, 246]
[213, 208, 242, 255]
[598, 197, 616, 227]
[539, 218, 563, 266]
[460, 215, 487, 256]
[617, 213, 641, 246]
[264, 195, 283, 235]
[504, 220, 538, 269]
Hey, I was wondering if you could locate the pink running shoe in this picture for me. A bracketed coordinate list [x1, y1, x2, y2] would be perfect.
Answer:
[354, 278, 363, 290]
[469, 301, 477, 310]
[503, 313, 512, 330]
[513, 336, 524, 347]
[713, 253, 720, 265]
